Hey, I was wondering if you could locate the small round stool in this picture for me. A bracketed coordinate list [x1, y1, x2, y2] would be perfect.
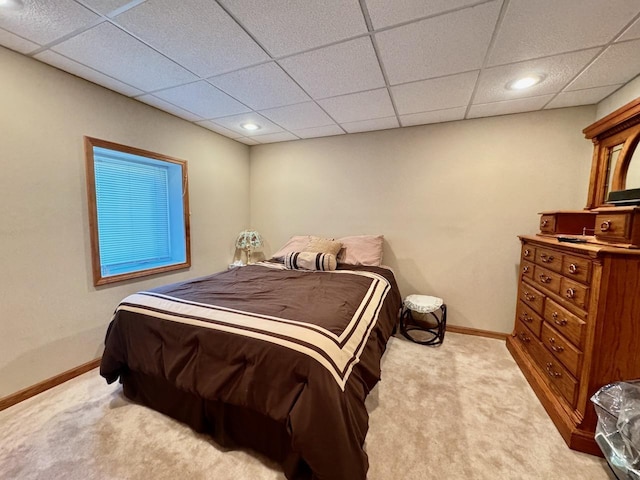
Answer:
[400, 294, 447, 346]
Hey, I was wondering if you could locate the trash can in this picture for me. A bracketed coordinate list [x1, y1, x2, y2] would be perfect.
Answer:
[591, 381, 640, 480]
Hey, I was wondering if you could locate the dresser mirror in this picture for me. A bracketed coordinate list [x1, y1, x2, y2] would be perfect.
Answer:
[583, 97, 640, 208]
[626, 146, 640, 189]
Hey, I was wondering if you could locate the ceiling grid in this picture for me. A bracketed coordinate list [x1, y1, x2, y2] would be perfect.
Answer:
[1, 0, 639, 144]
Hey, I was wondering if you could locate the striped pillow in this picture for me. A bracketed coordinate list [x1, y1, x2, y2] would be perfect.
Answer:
[284, 251, 337, 271]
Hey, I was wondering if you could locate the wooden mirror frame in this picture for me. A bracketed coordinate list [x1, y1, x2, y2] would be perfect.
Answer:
[583, 97, 640, 209]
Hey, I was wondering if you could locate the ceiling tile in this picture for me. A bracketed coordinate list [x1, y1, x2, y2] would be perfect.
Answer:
[195, 120, 244, 138]
[35, 50, 143, 97]
[292, 125, 345, 139]
[365, 0, 486, 29]
[114, 0, 268, 78]
[279, 37, 385, 99]
[317, 88, 394, 123]
[488, 0, 640, 66]
[218, 0, 367, 57]
[252, 132, 299, 144]
[392, 71, 478, 115]
[260, 102, 335, 131]
[153, 81, 249, 119]
[78, 0, 134, 15]
[400, 107, 466, 127]
[376, 1, 500, 85]
[467, 95, 554, 118]
[545, 85, 622, 110]
[473, 49, 599, 104]
[0, 28, 39, 54]
[52, 22, 198, 91]
[212, 112, 284, 136]
[567, 40, 640, 91]
[136, 94, 203, 122]
[341, 116, 399, 133]
[209, 62, 310, 110]
[618, 16, 640, 42]
[0, 0, 99, 46]
[235, 137, 260, 145]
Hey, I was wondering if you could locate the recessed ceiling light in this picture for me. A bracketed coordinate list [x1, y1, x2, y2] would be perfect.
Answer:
[0, 0, 24, 10]
[241, 123, 261, 131]
[507, 75, 544, 90]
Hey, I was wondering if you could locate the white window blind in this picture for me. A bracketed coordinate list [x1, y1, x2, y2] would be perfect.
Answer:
[92, 147, 186, 278]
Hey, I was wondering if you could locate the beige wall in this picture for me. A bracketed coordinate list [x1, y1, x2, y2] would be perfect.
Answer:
[250, 107, 596, 334]
[0, 47, 250, 397]
[597, 75, 640, 119]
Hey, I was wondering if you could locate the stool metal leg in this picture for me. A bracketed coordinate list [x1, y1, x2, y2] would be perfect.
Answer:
[435, 304, 447, 344]
[400, 304, 447, 346]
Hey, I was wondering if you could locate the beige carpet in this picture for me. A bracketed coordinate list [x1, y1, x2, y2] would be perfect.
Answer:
[0, 333, 609, 479]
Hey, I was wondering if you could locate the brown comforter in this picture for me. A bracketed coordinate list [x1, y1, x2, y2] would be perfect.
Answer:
[100, 262, 401, 480]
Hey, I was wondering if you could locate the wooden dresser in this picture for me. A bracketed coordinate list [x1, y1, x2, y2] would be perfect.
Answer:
[506, 235, 640, 455]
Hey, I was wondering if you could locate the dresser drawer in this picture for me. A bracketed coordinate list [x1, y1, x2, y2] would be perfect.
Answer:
[535, 247, 562, 273]
[521, 260, 535, 281]
[541, 323, 583, 378]
[543, 299, 586, 348]
[561, 254, 591, 285]
[533, 265, 561, 294]
[516, 300, 543, 338]
[595, 212, 631, 242]
[521, 245, 536, 262]
[519, 282, 545, 315]
[592, 207, 640, 246]
[539, 214, 556, 234]
[513, 319, 536, 351]
[528, 336, 578, 407]
[560, 277, 590, 312]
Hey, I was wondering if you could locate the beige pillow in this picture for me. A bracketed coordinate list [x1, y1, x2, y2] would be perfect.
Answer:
[336, 235, 384, 266]
[305, 236, 342, 256]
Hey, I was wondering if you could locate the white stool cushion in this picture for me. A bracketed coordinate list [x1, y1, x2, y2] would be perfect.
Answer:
[404, 294, 443, 314]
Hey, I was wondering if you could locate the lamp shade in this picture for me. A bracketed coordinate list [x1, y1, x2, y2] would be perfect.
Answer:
[235, 230, 263, 250]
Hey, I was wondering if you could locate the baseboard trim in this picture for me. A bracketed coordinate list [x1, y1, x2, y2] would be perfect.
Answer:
[0, 357, 101, 412]
[447, 325, 509, 341]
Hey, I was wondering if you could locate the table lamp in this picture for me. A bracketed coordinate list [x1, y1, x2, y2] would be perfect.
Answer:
[235, 230, 263, 264]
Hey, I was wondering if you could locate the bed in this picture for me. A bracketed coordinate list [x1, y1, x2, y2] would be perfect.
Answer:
[100, 252, 401, 480]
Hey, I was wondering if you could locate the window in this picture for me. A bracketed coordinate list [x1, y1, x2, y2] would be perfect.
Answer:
[84, 137, 190, 286]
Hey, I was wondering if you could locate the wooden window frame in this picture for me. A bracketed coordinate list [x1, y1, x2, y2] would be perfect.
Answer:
[84, 136, 191, 286]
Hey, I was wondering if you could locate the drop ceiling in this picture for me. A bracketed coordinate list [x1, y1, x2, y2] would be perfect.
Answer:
[2, 0, 640, 145]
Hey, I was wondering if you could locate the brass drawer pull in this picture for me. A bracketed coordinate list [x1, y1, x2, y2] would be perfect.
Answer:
[541, 219, 549, 227]
[523, 266, 530, 274]
[540, 253, 554, 263]
[565, 288, 576, 299]
[568, 263, 578, 274]
[545, 362, 562, 378]
[539, 274, 551, 283]
[548, 337, 564, 353]
[519, 332, 530, 343]
[552, 312, 567, 326]
[524, 292, 536, 301]
[524, 249, 531, 257]
[600, 220, 611, 232]
[519, 313, 532, 323]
